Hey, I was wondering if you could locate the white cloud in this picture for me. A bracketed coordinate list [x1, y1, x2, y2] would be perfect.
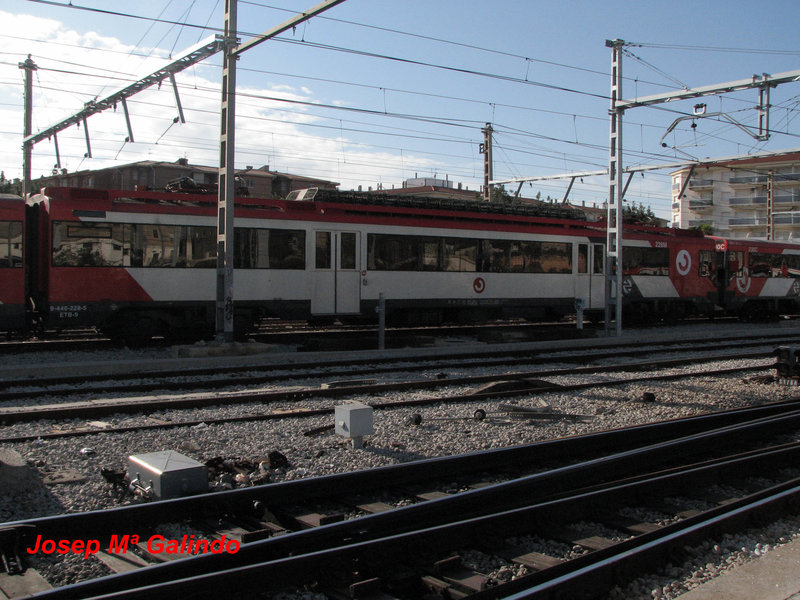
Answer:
[0, 11, 444, 192]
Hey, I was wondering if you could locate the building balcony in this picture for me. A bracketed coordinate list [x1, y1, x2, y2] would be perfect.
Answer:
[688, 219, 715, 228]
[688, 199, 713, 211]
[688, 178, 714, 189]
[774, 173, 800, 185]
[729, 175, 769, 185]
[729, 196, 767, 207]
[671, 202, 681, 211]
[729, 217, 768, 227]
[773, 212, 800, 226]
[775, 194, 800, 207]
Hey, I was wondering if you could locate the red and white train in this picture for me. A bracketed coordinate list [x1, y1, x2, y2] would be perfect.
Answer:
[1, 185, 799, 342]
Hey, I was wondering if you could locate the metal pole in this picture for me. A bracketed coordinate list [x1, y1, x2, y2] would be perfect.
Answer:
[215, 0, 347, 342]
[767, 171, 774, 241]
[19, 55, 37, 198]
[605, 39, 625, 336]
[216, 0, 238, 343]
[377, 293, 385, 350]
[482, 123, 493, 202]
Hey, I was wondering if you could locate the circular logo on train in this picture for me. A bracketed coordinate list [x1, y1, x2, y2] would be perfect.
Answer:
[737, 267, 751, 293]
[675, 249, 691, 276]
[621, 277, 634, 296]
[473, 277, 486, 294]
[792, 280, 800, 296]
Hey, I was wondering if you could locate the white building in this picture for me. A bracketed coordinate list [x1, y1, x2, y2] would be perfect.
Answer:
[671, 152, 800, 241]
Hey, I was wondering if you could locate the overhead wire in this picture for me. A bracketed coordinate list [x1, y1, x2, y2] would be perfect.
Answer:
[12, 1, 800, 210]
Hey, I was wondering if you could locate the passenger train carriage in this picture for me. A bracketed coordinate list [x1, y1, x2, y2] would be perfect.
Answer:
[4, 185, 800, 342]
[0, 193, 25, 332]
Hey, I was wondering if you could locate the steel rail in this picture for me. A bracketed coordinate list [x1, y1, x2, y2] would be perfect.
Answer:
[0, 351, 775, 425]
[50, 442, 800, 599]
[0, 338, 782, 402]
[1, 329, 795, 391]
[20, 407, 800, 600]
[9, 400, 797, 539]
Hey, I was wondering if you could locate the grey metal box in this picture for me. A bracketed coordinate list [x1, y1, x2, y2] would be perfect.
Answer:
[335, 402, 374, 438]
[127, 450, 207, 500]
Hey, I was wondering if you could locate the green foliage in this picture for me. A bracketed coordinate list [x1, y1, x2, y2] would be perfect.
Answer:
[691, 223, 714, 235]
[0, 172, 20, 195]
[623, 202, 658, 225]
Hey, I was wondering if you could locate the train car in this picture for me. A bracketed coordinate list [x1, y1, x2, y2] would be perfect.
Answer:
[27, 187, 310, 343]
[617, 223, 719, 323]
[712, 237, 800, 320]
[27, 186, 622, 341]
[23, 185, 800, 343]
[0, 193, 26, 333]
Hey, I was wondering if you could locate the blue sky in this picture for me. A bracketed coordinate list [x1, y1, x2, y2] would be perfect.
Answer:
[1, 0, 799, 218]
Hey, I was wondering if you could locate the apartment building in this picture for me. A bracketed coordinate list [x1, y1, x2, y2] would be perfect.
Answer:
[671, 152, 800, 240]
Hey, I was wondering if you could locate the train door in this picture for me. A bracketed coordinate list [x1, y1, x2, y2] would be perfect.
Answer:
[715, 250, 727, 305]
[575, 243, 605, 309]
[311, 230, 361, 315]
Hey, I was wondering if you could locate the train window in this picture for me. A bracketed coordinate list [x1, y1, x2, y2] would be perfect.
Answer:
[593, 244, 604, 274]
[443, 238, 477, 272]
[477, 240, 572, 274]
[368, 234, 572, 274]
[421, 239, 439, 271]
[139, 225, 176, 267]
[234, 228, 305, 269]
[122, 224, 216, 268]
[368, 234, 438, 271]
[749, 252, 800, 278]
[729, 251, 743, 277]
[786, 255, 800, 278]
[0, 221, 22, 268]
[52, 222, 125, 267]
[540, 242, 572, 274]
[699, 250, 714, 277]
[180, 227, 216, 267]
[480, 240, 511, 272]
[316, 232, 331, 269]
[577, 244, 588, 274]
[340, 232, 356, 270]
[622, 246, 669, 276]
[269, 230, 305, 269]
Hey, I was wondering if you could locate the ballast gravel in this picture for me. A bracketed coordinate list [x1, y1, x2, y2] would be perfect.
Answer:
[1, 333, 799, 599]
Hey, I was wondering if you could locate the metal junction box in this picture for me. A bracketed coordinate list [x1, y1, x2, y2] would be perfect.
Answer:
[127, 450, 207, 500]
[335, 402, 374, 439]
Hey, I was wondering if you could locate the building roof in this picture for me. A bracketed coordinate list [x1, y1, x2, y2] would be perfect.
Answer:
[37, 159, 338, 184]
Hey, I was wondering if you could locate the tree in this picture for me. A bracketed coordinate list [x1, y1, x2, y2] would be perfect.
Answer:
[691, 223, 714, 235]
[623, 202, 658, 225]
[0, 172, 21, 195]
[490, 185, 515, 204]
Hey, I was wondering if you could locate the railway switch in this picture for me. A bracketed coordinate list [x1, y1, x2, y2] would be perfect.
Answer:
[335, 402, 374, 449]
[127, 450, 207, 500]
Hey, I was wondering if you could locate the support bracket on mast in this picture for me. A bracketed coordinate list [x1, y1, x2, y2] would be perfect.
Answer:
[121, 97, 135, 143]
[169, 73, 186, 124]
[81, 117, 92, 159]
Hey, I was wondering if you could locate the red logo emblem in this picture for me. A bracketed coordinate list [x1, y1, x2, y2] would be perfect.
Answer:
[473, 277, 486, 294]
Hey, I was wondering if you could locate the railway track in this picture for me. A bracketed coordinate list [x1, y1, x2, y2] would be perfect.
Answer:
[1, 325, 798, 597]
[0, 345, 778, 434]
[0, 320, 587, 355]
[6, 400, 800, 599]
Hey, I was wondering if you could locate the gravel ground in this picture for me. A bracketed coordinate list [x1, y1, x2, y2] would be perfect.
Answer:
[1, 329, 800, 598]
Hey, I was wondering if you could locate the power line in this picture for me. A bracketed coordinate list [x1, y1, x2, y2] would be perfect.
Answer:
[629, 41, 800, 56]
